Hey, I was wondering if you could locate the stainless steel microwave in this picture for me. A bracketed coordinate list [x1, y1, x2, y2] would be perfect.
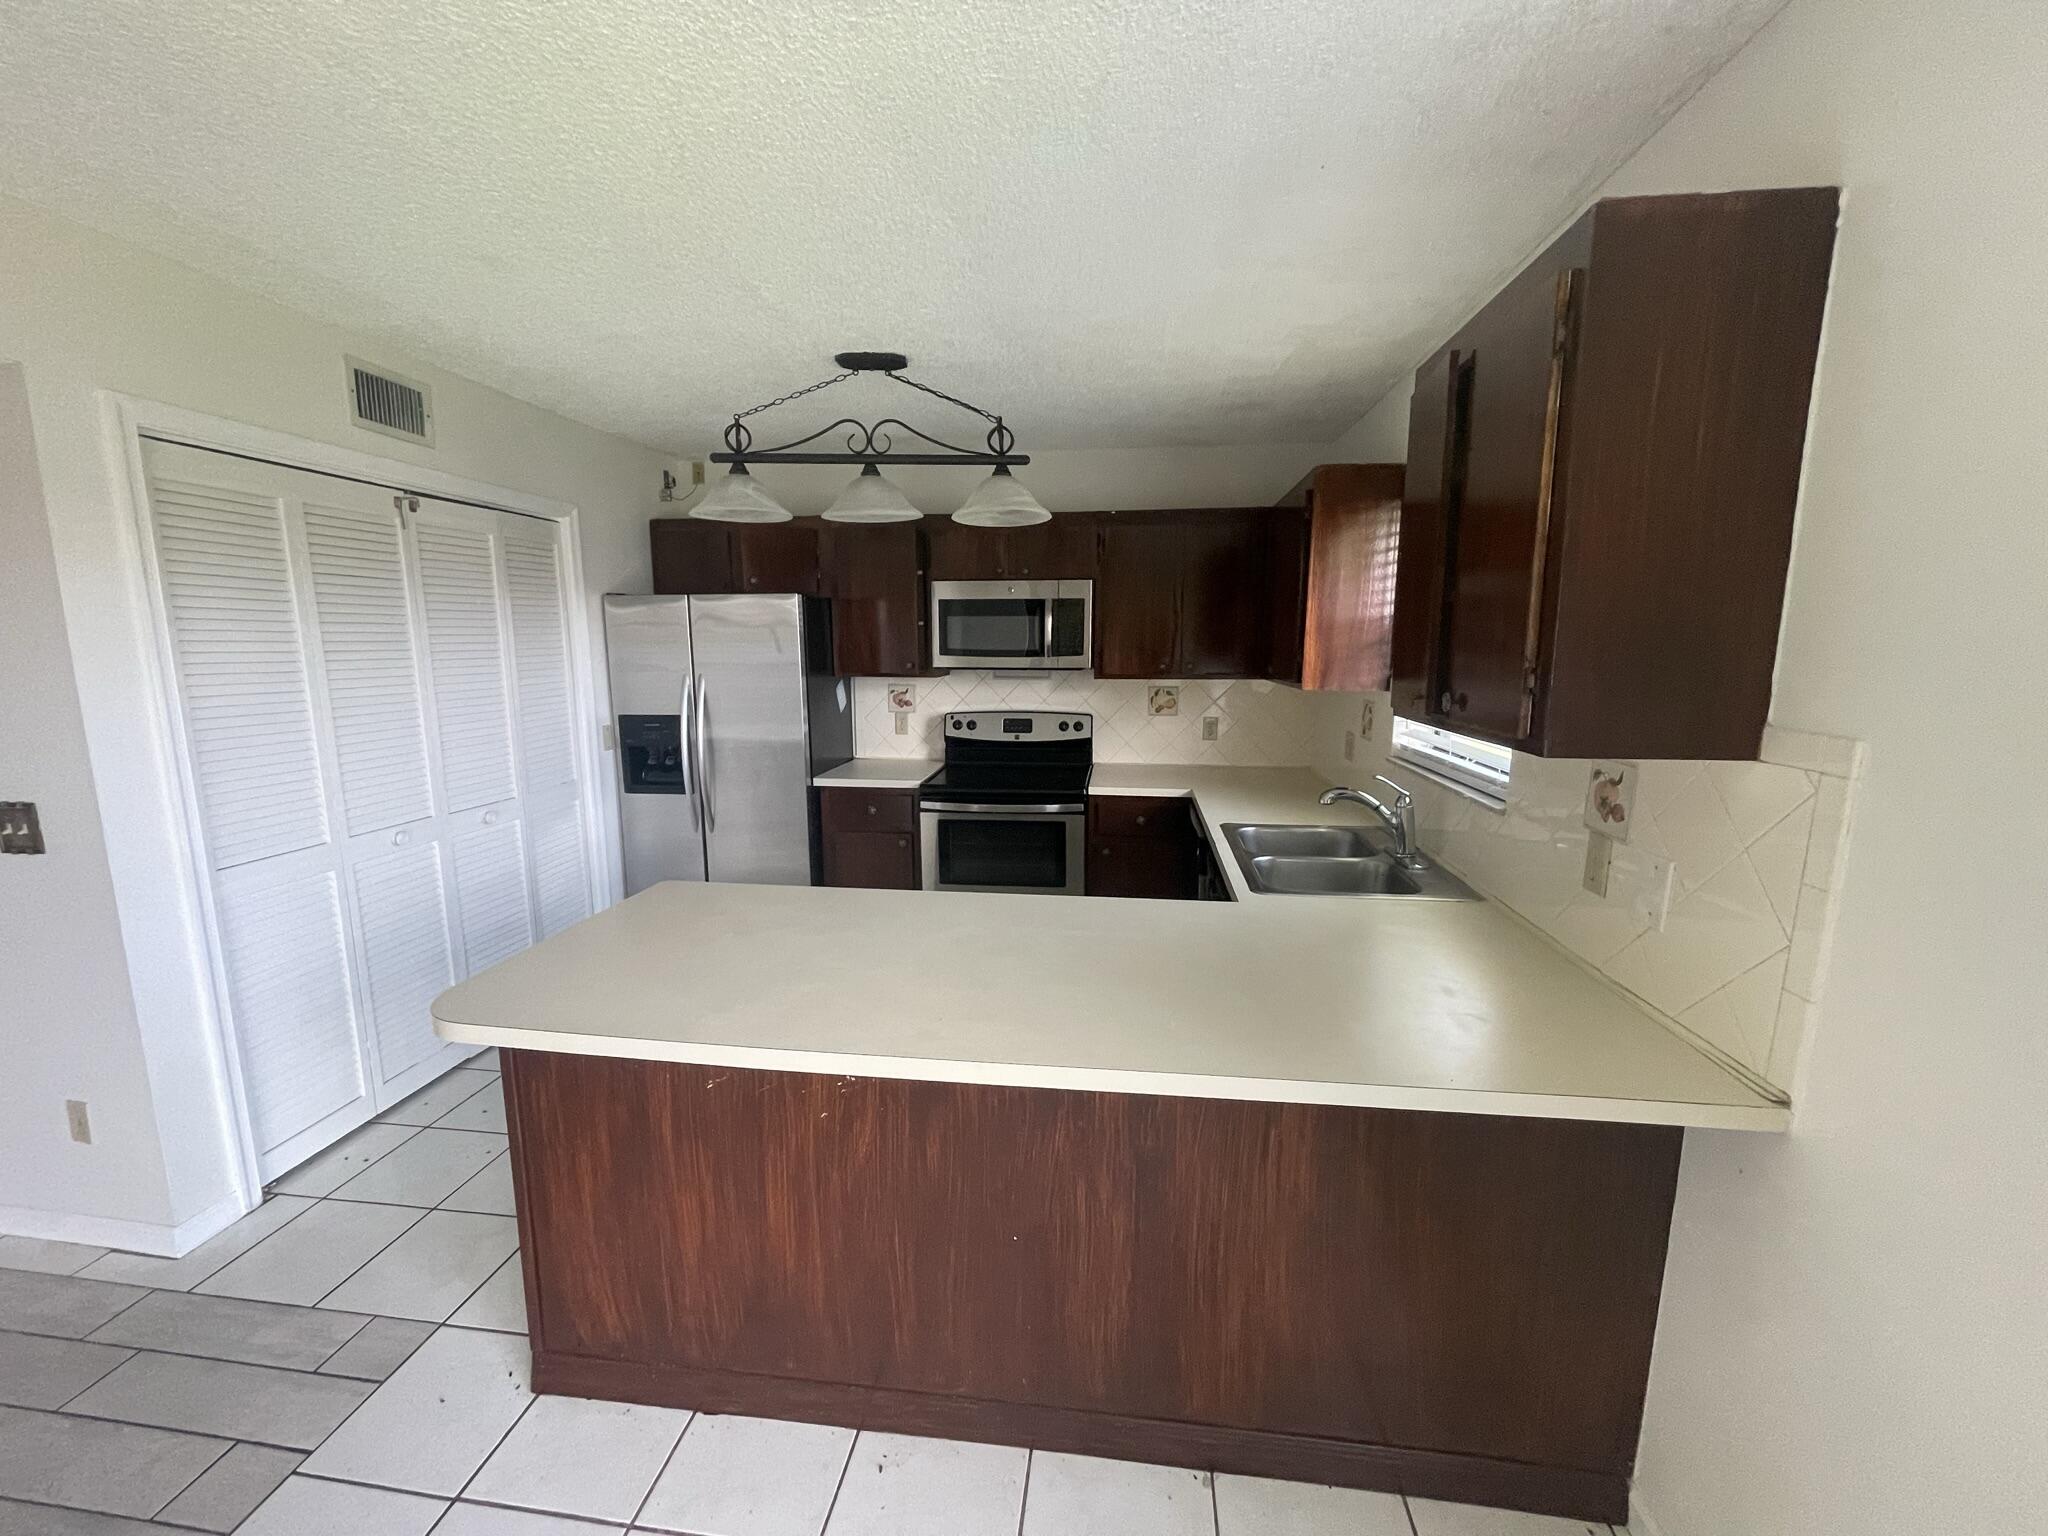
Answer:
[928, 580, 1093, 670]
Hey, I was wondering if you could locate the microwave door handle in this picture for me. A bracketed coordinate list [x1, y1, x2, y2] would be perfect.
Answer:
[1041, 599, 1053, 660]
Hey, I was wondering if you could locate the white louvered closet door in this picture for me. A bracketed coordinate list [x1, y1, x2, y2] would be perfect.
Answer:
[142, 442, 595, 1181]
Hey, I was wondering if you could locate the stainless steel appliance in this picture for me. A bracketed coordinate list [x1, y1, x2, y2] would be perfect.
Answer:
[928, 579, 1093, 670]
[603, 594, 851, 894]
[918, 711, 1092, 895]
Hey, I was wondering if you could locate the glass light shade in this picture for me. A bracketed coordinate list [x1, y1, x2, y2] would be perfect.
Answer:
[952, 465, 1050, 526]
[821, 464, 923, 524]
[689, 464, 792, 523]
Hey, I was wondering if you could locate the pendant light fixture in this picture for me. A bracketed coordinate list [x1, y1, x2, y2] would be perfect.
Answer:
[695, 352, 1039, 526]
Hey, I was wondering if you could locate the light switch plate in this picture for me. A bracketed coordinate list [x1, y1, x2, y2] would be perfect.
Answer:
[1634, 855, 1675, 930]
[1202, 715, 1219, 741]
[66, 1100, 91, 1144]
[893, 713, 909, 736]
[1582, 832, 1613, 897]
[1343, 729, 1356, 762]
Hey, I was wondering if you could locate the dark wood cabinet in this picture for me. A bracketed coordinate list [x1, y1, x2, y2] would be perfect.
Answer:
[926, 513, 1098, 581]
[732, 521, 822, 595]
[1086, 795, 1195, 899]
[1391, 187, 1839, 760]
[650, 518, 736, 594]
[1095, 510, 1274, 680]
[1271, 465, 1405, 691]
[818, 787, 919, 889]
[819, 523, 926, 677]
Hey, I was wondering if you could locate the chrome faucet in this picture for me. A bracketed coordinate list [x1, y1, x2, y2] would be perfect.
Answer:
[1320, 776, 1427, 869]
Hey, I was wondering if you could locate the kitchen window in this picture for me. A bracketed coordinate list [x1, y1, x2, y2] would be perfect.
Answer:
[1391, 718, 1512, 808]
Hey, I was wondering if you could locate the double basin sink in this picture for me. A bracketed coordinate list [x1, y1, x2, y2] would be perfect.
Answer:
[1220, 824, 1481, 901]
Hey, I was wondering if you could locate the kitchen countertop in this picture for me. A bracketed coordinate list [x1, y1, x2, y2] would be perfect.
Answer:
[812, 758, 938, 790]
[440, 762, 1787, 1130]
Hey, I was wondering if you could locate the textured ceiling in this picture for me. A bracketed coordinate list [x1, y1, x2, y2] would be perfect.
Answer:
[0, 0, 1782, 452]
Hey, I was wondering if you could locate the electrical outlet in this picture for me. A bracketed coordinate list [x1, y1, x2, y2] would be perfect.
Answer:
[1202, 715, 1219, 741]
[690, 458, 706, 486]
[66, 1100, 91, 1144]
[1, 802, 44, 855]
[894, 713, 909, 736]
[1343, 729, 1357, 762]
[1582, 833, 1613, 897]
[1634, 855, 1675, 931]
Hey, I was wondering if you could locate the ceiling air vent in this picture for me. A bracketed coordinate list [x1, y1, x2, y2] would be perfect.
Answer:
[346, 357, 434, 446]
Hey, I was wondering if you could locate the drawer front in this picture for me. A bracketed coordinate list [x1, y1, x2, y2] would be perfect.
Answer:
[819, 786, 916, 834]
[1089, 794, 1186, 839]
[821, 829, 918, 890]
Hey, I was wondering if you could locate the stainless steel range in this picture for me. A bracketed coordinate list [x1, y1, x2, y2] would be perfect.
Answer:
[918, 711, 1092, 895]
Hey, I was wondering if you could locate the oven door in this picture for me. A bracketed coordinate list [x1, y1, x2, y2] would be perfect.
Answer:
[920, 805, 1086, 895]
[929, 581, 1091, 670]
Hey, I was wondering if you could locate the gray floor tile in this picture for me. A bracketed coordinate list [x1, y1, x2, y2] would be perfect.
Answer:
[825, 1432, 1028, 1536]
[432, 1078, 508, 1133]
[0, 1237, 108, 1276]
[320, 1211, 518, 1322]
[317, 1316, 435, 1380]
[1214, 1473, 1411, 1535]
[237, 1474, 445, 1535]
[272, 1122, 420, 1197]
[439, 1151, 516, 1215]
[330, 1129, 507, 1208]
[1021, 1451, 1212, 1536]
[377, 1069, 499, 1128]
[86, 1289, 369, 1370]
[0, 1499, 165, 1534]
[0, 1331, 133, 1409]
[300, 1325, 530, 1496]
[78, 1196, 314, 1292]
[0, 1270, 147, 1340]
[440, 1503, 625, 1534]
[467, 1393, 690, 1523]
[447, 1252, 527, 1333]
[638, 1412, 852, 1536]
[63, 1350, 373, 1451]
[0, 1403, 226, 1517]
[154, 1442, 302, 1532]
[195, 1198, 421, 1306]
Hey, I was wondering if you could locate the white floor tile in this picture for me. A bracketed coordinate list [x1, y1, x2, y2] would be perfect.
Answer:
[195, 1199, 421, 1306]
[434, 1077, 508, 1133]
[301, 1324, 530, 1496]
[320, 1210, 519, 1321]
[78, 1195, 314, 1292]
[448, 1251, 528, 1333]
[0, 1236, 108, 1276]
[439, 1151, 516, 1215]
[271, 1122, 420, 1196]
[1408, 1497, 1611, 1535]
[637, 1412, 853, 1536]
[330, 1128, 508, 1208]
[1213, 1473, 1411, 1535]
[1021, 1451, 1212, 1536]
[467, 1392, 690, 1523]
[237, 1473, 445, 1535]
[378, 1069, 499, 1127]
[441, 1505, 626, 1534]
[824, 1432, 1027, 1536]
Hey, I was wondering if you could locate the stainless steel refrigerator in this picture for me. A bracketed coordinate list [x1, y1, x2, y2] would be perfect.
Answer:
[602, 594, 852, 894]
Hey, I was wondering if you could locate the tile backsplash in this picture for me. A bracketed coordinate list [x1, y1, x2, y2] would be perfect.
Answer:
[853, 674, 1319, 765]
[1310, 692, 1861, 1100]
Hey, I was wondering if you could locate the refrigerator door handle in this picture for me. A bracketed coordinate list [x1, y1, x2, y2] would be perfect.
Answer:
[696, 677, 715, 834]
[680, 674, 699, 828]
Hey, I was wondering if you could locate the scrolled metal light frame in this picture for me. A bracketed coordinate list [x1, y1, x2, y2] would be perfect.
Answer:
[708, 352, 1029, 468]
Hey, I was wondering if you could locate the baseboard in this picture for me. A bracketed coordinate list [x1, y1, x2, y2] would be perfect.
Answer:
[0, 1188, 250, 1259]
[534, 1348, 1630, 1525]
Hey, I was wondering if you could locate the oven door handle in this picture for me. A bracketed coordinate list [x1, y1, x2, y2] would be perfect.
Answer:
[920, 802, 1086, 817]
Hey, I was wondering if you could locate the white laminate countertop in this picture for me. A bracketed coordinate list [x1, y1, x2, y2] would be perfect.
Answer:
[438, 762, 1787, 1131]
[812, 758, 938, 790]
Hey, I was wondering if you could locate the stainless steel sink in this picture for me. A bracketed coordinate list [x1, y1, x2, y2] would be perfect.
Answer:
[1220, 824, 1482, 901]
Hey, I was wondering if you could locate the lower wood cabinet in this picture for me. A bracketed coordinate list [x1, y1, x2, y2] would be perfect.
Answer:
[818, 787, 919, 889]
[1086, 796, 1195, 899]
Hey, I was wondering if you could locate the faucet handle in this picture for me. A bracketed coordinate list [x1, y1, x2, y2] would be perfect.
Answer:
[1372, 774, 1413, 807]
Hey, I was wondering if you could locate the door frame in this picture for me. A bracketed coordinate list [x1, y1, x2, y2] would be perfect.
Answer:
[105, 394, 609, 1214]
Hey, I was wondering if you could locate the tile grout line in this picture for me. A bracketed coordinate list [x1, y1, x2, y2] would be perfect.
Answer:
[1402, 1492, 1421, 1535]
[447, 1384, 541, 1507]
[302, 1196, 433, 1310]
[1014, 1446, 1033, 1536]
[814, 1427, 861, 1536]
[276, 1120, 425, 1200]
[623, 1408, 696, 1532]
[1208, 1461, 1220, 1536]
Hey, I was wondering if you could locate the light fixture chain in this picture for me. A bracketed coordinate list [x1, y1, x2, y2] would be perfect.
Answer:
[732, 369, 857, 422]
[886, 370, 1002, 426]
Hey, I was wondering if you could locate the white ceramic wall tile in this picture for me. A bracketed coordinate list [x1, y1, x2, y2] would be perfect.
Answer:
[1212, 1472, 1411, 1536]
[467, 1393, 690, 1523]
[851, 674, 1317, 766]
[1309, 690, 1862, 1095]
[1020, 1451, 1212, 1536]
[639, 1411, 852, 1536]
[823, 1431, 1027, 1536]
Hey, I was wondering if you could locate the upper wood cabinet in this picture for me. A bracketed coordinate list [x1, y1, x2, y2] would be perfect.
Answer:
[926, 514, 1098, 581]
[1095, 509, 1273, 679]
[1271, 464, 1405, 691]
[1390, 188, 1839, 760]
[651, 518, 821, 596]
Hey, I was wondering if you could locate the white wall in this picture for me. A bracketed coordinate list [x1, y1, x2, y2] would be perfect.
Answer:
[1321, 0, 2048, 1528]
[0, 195, 678, 1246]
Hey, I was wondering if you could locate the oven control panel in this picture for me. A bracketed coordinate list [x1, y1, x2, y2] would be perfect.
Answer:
[943, 711, 1092, 741]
